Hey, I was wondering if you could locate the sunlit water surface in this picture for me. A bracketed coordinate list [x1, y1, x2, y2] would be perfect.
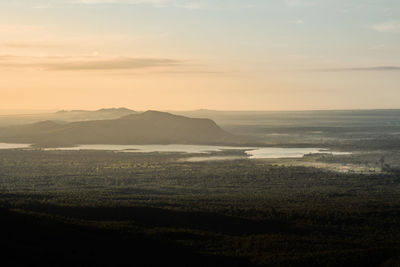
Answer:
[43, 144, 349, 159]
[0, 143, 32, 149]
[0, 143, 349, 159]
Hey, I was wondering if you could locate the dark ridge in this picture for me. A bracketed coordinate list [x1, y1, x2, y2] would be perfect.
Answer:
[0, 110, 235, 146]
[0, 207, 250, 266]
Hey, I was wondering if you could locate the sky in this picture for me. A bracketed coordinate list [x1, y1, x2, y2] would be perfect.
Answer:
[0, 0, 400, 111]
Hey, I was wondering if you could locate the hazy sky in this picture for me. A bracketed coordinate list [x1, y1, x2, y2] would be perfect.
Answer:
[1, 0, 400, 110]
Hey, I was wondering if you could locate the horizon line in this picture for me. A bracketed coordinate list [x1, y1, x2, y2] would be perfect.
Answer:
[2, 107, 400, 116]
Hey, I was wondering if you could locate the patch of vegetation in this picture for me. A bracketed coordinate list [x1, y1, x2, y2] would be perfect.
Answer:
[0, 150, 399, 266]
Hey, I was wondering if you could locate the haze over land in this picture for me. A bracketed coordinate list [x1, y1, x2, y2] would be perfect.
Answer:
[0, 110, 233, 146]
[0, 108, 137, 126]
[1, 108, 400, 152]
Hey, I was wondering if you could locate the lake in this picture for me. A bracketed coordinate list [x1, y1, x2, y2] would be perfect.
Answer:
[0, 143, 32, 149]
[0, 143, 348, 159]
[43, 144, 347, 159]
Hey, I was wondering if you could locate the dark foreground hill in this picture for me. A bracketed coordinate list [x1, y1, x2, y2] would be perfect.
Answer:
[0, 111, 234, 146]
[0, 207, 246, 266]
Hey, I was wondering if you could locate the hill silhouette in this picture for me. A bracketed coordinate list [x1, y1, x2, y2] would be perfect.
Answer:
[0, 111, 233, 146]
[0, 207, 247, 266]
[0, 107, 137, 127]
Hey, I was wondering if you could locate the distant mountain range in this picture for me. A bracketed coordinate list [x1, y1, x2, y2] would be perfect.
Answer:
[0, 108, 137, 127]
[0, 111, 233, 147]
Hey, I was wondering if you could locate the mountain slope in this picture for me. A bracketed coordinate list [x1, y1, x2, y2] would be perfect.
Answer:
[0, 108, 137, 127]
[0, 111, 233, 146]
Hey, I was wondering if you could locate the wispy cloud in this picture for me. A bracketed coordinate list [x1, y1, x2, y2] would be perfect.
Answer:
[371, 21, 400, 33]
[75, 0, 221, 9]
[75, 0, 199, 8]
[284, 0, 314, 7]
[175, 1, 204, 10]
[0, 41, 55, 48]
[47, 57, 180, 70]
[76, 0, 169, 4]
[313, 66, 400, 72]
[0, 55, 182, 71]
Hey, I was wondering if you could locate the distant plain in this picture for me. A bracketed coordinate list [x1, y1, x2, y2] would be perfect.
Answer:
[0, 109, 399, 266]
